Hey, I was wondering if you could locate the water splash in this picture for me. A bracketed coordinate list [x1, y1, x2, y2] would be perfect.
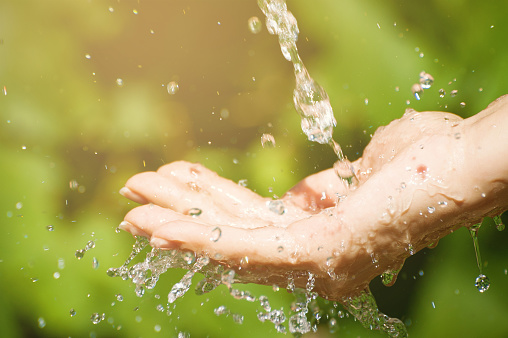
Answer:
[106, 236, 150, 278]
[342, 288, 408, 337]
[168, 256, 210, 303]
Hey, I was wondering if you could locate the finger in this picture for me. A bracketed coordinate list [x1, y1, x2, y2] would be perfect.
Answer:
[121, 204, 196, 238]
[119, 186, 149, 204]
[149, 220, 296, 267]
[124, 170, 218, 214]
[285, 168, 347, 211]
[156, 161, 268, 210]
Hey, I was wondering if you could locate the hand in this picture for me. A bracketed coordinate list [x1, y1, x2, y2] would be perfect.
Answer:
[119, 95, 508, 301]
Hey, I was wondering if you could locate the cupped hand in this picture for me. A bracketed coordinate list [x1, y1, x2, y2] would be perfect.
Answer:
[119, 95, 508, 300]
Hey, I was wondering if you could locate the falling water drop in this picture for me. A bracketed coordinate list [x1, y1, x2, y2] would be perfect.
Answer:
[46, 225, 54, 231]
[92, 257, 99, 269]
[69, 308, 76, 317]
[75, 249, 85, 260]
[438, 88, 446, 98]
[86, 240, 95, 250]
[116, 78, 124, 87]
[411, 83, 423, 100]
[38, 317, 46, 328]
[167, 81, 179, 95]
[450, 89, 458, 97]
[475, 274, 490, 293]
[261, 133, 276, 148]
[470, 223, 490, 292]
[328, 318, 338, 334]
[91, 312, 105, 324]
[248, 16, 262, 34]
[419, 71, 434, 89]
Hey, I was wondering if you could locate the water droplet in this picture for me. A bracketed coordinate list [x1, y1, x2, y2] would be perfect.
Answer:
[232, 313, 244, 324]
[86, 240, 95, 250]
[15, 202, 23, 209]
[427, 206, 435, 214]
[188, 208, 202, 217]
[75, 249, 85, 260]
[132, 9, 138, 15]
[493, 215, 505, 231]
[261, 133, 276, 148]
[210, 227, 222, 242]
[328, 318, 338, 334]
[277, 246, 284, 253]
[53, 272, 60, 279]
[91, 312, 105, 324]
[411, 83, 423, 100]
[248, 16, 262, 34]
[438, 88, 446, 98]
[116, 78, 124, 87]
[69, 308, 76, 317]
[214, 305, 229, 316]
[135, 285, 145, 297]
[381, 270, 399, 286]
[364, 98, 369, 105]
[238, 179, 248, 187]
[438, 201, 448, 207]
[69, 179, 79, 190]
[182, 251, 196, 265]
[267, 200, 286, 215]
[419, 71, 434, 89]
[46, 225, 54, 231]
[92, 257, 99, 269]
[450, 89, 458, 97]
[85, 53, 91, 59]
[407, 243, 415, 255]
[58, 258, 65, 269]
[167, 81, 179, 95]
[38, 317, 46, 328]
[115, 294, 123, 301]
[475, 274, 490, 293]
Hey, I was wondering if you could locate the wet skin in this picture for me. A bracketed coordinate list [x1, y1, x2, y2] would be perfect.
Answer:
[119, 95, 508, 301]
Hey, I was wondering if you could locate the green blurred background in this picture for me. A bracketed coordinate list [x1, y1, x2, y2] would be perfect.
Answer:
[1, 0, 507, 337]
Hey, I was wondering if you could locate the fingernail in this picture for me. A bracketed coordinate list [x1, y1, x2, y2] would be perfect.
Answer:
[119, 187, 131, 197]
[150, 237, 174, 249]
[118, 221, 132, 231]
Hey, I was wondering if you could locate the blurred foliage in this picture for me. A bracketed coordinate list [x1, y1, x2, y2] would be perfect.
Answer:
[0, 0, 507, 337]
